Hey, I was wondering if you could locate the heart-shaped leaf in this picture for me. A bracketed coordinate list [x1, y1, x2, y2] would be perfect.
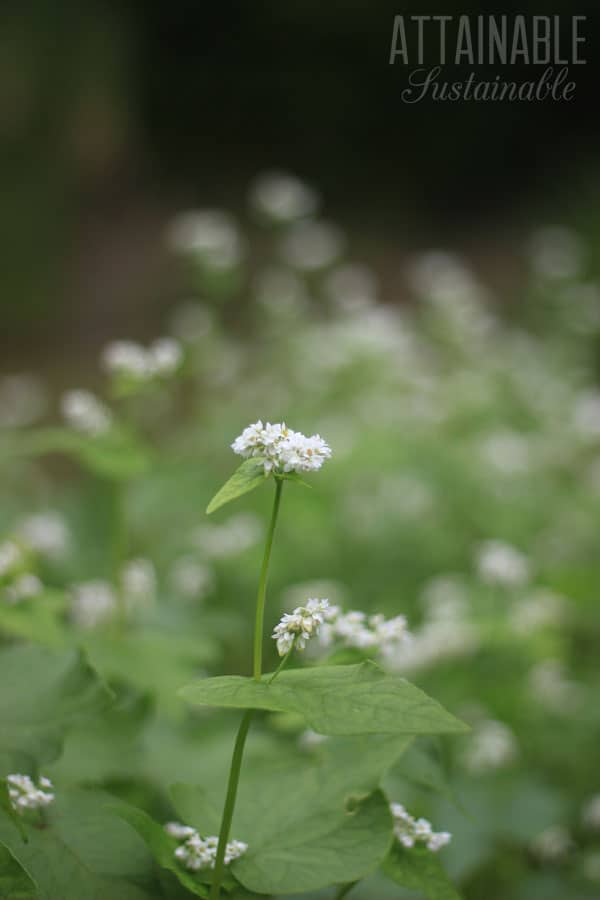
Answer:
[179, 662, 468, 736]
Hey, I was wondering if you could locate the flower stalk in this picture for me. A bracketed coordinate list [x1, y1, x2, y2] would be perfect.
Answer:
[210, 478, 284, 900]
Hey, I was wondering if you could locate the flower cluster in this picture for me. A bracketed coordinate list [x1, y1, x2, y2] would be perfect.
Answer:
[232, 421, 331, 474]
[390, 803, 451, 852]
[164, 822, 247, 871]
[8, 774, 54, 813]
[317, 607, 410, 659]
[0, 540, 23, 579]
[70, 580, 117, 629]
[4, 573, 43, 605]
[462, 719, 518, 774]
[272, 598, 331, 656]
[102, 338, 182, 382]
[18, 511, 70, 559]
[61, 390, 112, 436]
[249, 171, 319, 224]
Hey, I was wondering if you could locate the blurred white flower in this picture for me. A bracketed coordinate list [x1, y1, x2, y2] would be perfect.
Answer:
[530, 824, 572, 862]
[102, 337, 182, 382]
[18, 511, 70, 560]
[272, 598, 330, 656]
[254, 266, 309, 323]
[61, 390, 112, 437]
[169, 556, 215, 600]
[390, 803, 451, 852]
[232, 421, 331, 475]
[529, 225, 583, 281]
[0, 374, 48, 428]
[121, 558, 156, 613]
[317, 607, 410, 661]
[387, 619, 478, 673]
[166, 209, 243, 269]
[572, 391, 600, 440]
[476, 540, 529, 587]
[250, 171, 319, 223]
[8, 774, 54, 813]
[165, 822, 197, 839]
[462, 719, 518, 774]
[510, 589, 567, 634]
[420, 575, 468, 622]
[323, 263, 378, 314]
[298, 729, 328, 751]
[582, 794, 600, 830]
[280, 220, 344, 271]
[528, 659, 584, 714]
[4, 573, 43, 604]
[70, 580, 117, 629]
[0, 540, 23, 578]
[479, 430, 532, 474]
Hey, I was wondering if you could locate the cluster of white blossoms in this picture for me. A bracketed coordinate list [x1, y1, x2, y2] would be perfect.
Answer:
[8, 774, 54, 813]
[390, 803, 451, 852]
[102, 338, 183, 382]
[317, 607, 410, 659]
[582, 794, 600, 830]
[272, 598, 330, 656]
[164, 823, 247, 871]
[0, 373, 48, 429]
[231, 421, 332, 475]
[61, 389, 112, 437]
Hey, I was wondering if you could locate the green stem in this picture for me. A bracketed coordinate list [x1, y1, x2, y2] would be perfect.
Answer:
[334, 881, 358, 900]
[209, 710, 253, 900]
[210, 479, 284, 900]
[253, 478, 283, 681]
[268, 640, 295, 684]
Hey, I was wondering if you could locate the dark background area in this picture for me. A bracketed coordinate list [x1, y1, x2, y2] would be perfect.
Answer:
[2, 0, 600, 354]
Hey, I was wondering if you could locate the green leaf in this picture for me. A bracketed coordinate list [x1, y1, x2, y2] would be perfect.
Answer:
[171, 734, 412, 895]
[0, 789, 160, 900]
[179, 662, 468, 736]
[0, 843, 37, 899]
[111, 803, 209, 898]
[206, 459, 267, 514]
[382, 844, 462, 900]
[0, 591, 67, 648]
[8, 427, 152, 481]
[83, 631, 218, 717]
[0, 781, 28, 844]
[0, 645, 112, 767]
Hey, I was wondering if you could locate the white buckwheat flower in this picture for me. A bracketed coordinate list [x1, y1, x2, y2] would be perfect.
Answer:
[390, 803, 451, 852]
[61, 390, 112, 436]
[121, 558, 156, 613]
[102, 337, 183, 382]
[8, 774, 54, 813]
[165, 822, 247, 871]
[272, 598, 330, 656]
[231, 421, 331, 475]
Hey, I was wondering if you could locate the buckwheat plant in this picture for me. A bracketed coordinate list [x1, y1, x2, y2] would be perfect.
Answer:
[174, 420, 466, 900]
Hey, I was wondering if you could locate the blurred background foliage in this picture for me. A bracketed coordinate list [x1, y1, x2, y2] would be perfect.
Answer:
[2, 3, 600, 899]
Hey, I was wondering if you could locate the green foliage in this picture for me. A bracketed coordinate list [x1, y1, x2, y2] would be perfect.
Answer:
[180, 663, 468, 736]
[0, 844, 36, 899]
[0, 646, 111, 769]
[382, 844, 462, 900]
[206, 459, 268, 515]
[6, 427, 152, 481]
[0, 790, 160, 900]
